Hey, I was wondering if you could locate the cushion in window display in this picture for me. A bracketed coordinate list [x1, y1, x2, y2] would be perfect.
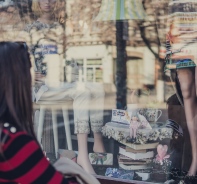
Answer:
[105, 168, 135, 180]
[88, 153, 113, 165]
[102, 121, 173, 144]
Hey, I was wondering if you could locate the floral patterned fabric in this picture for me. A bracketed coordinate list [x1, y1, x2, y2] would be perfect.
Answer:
[102, 122, 173, 144]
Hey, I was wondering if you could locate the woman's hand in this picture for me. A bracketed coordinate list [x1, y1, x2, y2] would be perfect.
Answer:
[35, 72, 45, 82]
[53, 157, 100, 184]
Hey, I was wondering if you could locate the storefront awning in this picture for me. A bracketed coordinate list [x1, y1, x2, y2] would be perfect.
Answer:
[94, 0, 146, 21]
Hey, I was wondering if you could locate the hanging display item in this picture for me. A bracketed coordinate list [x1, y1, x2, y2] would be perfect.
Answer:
[165, 0, 197, 71]
[94, 0, 146, 21]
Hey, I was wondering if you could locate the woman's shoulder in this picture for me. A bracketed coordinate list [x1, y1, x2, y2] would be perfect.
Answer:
[24, 20, 61, 33]
[24, 21, 38, 32]
[1, 122, 37, 154]
[1, 122, 32, 144]
[24, 20, 45, 33]
[2, 122, 22, 134]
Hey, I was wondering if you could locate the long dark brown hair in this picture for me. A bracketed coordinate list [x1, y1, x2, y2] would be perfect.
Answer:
[0, 42, 35, 138]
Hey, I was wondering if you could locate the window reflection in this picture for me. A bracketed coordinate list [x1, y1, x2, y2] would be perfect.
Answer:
[1, 0, 197, 183]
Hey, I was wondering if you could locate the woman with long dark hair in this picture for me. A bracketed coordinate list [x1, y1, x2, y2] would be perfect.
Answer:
[0, 42, 99, 183]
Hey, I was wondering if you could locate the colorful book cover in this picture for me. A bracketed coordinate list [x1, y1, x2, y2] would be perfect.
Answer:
[119, 140, 159, 150]
[119, 147, 154, 160]
[119, 163, 150, 170]
[125, 147, 147, 153]
[118, 154, 150, 165]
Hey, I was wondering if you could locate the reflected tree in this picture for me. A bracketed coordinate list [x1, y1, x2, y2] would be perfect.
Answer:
[139, 0, 169, 78]
[137, 0, 169, 102]
[13, 0, 33, 21]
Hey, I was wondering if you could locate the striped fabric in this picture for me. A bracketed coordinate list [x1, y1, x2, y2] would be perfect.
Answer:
[0, 124, 78, 184]
[168, 0, 197, 39]
[166, 0, 197, 66]
[94, 0, 146, 21]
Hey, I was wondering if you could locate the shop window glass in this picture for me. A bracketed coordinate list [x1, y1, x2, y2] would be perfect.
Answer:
[1, 0, 197, 183]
